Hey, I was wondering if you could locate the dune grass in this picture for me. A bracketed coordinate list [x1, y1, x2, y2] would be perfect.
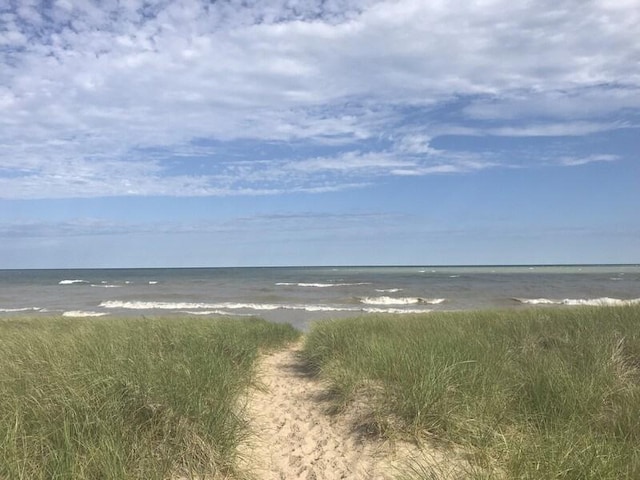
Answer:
[0, 316, 299, 480]
[302, 306, 640, 479]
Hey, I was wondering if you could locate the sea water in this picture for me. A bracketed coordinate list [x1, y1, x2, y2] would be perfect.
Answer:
[1, 265, 639, 330]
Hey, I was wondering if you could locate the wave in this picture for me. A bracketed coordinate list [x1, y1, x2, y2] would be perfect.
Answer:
[99, 300, 432, 315]
[91, 284, 121, 288]
[515, 297, 640, 306]
[59, 279, 88, 285]
[62, 311, 109, 317]
[375, 288, 402, 293]
[0, 307, 41, 313]
[359, 296, 446, 306]
[181, 310, 254, 317]
[363, 307, 432, 314]
[101, 300, 364, 313]
[101, 300, 282, 311]
[275, 282, 371, 288]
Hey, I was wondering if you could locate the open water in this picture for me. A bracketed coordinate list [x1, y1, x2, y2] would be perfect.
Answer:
[1, 265, 639, 330]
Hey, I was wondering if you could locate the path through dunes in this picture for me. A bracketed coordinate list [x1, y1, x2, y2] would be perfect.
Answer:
[238, 342, 461, 480]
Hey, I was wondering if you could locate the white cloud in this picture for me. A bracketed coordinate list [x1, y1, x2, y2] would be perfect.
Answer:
[557, 154, 620, 167]
[476, 121, 632, 137]
[1, 0, 638, 198]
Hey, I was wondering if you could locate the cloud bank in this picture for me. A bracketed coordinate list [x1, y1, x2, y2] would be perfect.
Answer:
[1, 0, 638, 198]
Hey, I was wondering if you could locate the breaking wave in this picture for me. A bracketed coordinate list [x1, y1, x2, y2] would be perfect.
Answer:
[362, 307, 432, 314]
[0, 307, 41, 313]
[359, 296, 445, 306]
[101, 300, 281, 311]
[62, 311, 109, 317]
[99, 300, 432, 315]
[59, 279, 88, 285]
[515, 297, 640, 306]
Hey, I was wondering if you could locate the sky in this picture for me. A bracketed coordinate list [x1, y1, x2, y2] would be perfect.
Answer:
[0, 0, 639, 268]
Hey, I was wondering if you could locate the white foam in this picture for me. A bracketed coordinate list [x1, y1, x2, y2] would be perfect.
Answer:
[0, 307, 41, 313]
[97, 299, 444, 315]
[148, 281, 158, 285]
[516, 298, 558, 305]
[59, 279, 87, 285]
[359, 296, 445, 306]
[516, 297, 640, 306]
[363, 307, 431, 314]
[91, 284, 121, 288]
[563, 298, 640, 306]
[101, 300, 359, 313]
[100, 300, 280, 311]
[375, 288, 402, 293]
[62, 311, 109, 317]
[299, 305, 359, 312]
[181, 310, 253, 317]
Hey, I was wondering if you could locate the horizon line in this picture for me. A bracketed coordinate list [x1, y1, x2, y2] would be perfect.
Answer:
[1, 263, 639, 271]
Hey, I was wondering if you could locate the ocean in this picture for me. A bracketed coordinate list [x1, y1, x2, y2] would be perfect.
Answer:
[1, 265, 639, 330]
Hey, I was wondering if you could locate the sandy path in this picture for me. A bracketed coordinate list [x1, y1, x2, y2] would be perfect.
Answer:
[238, 342, 418, 480]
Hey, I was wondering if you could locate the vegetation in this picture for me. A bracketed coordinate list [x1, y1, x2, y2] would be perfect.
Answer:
[0, 316, 299, 480]
[302, 306, 640, 479]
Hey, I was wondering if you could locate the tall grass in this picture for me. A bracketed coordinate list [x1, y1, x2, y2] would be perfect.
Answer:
[0, 316, 299, 480]
[303, 306, 640, 479]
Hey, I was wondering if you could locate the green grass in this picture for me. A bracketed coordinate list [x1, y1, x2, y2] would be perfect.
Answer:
[0, 316, 299, 480]
[302, 306, 640, 479]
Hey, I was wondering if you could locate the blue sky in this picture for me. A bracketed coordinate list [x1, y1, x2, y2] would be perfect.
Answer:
[0, 0, 639, 268]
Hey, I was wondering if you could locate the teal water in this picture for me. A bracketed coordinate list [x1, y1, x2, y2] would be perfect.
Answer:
[1, 265, 639, 330]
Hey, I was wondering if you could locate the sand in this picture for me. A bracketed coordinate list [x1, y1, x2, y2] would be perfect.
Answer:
[238, 342, 463, 480]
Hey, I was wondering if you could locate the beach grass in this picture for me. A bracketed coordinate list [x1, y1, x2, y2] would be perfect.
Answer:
[0, 316, 299, 480]
[302, 306, 640, 479]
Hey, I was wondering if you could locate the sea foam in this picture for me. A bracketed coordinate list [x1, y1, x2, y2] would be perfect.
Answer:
[62, 311, 108, 317]
[515, 297, 640, 306]
[99, 300, 431, 315]
[59, 279, 88, 285]
[100, 300, 281, 311]
[0, 307, 41, 313]
[359, 296, 445, 305]
[363, 307, 431, 314]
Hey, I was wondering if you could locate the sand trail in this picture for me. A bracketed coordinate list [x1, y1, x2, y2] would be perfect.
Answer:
[239, 342, 440, 480]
